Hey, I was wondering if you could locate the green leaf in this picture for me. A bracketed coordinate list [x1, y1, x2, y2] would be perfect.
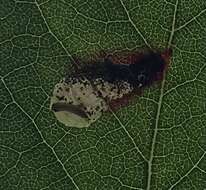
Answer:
[0, 0, 206, 189]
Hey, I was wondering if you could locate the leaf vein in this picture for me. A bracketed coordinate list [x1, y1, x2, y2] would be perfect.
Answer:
[147, 0, 179, 189]
[168, 152, 206, 190]
[118, 0, 151, 48]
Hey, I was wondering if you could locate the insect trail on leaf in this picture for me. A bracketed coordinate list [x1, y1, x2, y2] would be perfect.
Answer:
[50, 48, 172, 128]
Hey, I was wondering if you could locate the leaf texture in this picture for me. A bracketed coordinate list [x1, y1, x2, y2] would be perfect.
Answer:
[0, 0, 206, 189]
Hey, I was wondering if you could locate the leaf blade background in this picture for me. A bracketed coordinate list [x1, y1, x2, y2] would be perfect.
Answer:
[0, 0, 206, 189]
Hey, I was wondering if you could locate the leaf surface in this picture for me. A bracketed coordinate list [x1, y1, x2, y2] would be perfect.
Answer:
[0, 0, 206, 189]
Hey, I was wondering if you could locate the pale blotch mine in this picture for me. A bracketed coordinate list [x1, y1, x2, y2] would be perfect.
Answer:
[50, 77, 133, 128]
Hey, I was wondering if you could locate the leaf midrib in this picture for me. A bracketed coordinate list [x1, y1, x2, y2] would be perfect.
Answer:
[146, 0, 179, 189]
